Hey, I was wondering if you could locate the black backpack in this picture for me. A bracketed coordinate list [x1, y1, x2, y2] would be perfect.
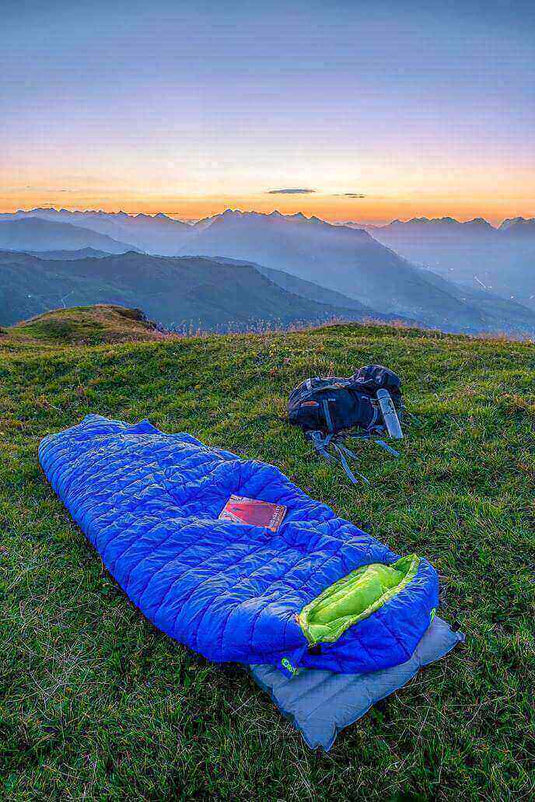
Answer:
[288, 365, 404, 484]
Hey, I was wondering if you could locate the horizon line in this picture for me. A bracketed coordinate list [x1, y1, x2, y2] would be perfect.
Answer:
[2, 206, 533, 228]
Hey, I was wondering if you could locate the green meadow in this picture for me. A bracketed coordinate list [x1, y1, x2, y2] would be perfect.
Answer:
[1, 309, 533, 800]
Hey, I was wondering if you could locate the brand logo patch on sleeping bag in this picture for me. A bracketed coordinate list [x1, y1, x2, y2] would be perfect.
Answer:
[430, 607, 437, 622]
[281, 657, 297, 676]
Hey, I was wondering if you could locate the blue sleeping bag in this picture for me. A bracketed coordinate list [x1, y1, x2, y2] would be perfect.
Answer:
[39, 415, 439, 675]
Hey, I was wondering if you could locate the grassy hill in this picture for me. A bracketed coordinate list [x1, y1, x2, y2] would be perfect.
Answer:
[6, 305, 165, 345]
[1, 311, 533, 799]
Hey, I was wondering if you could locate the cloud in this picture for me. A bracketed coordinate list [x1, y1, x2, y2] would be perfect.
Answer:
[266, 188, 316, 195]
[20, 185, 78, 193]
[332, 193, 367, 198]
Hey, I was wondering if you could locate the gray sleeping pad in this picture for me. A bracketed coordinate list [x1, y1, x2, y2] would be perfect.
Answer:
[251, 616, 463, 750]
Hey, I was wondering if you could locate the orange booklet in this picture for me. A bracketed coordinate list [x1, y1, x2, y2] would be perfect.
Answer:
[218, 495, 287, 532]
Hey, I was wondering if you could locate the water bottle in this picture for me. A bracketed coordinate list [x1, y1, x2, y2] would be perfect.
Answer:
[376, 389, 403, 439]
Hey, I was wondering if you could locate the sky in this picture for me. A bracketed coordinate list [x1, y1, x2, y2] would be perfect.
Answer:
[1, 0, 534, 223]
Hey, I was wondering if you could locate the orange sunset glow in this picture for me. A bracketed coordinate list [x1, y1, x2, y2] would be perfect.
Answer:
[2, 0, 534, 226]
[1, 190, 534, 227]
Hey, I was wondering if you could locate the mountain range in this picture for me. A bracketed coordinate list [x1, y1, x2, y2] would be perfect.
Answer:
[355, 216, 535, 308]
[0, 208, 189, 254]
[0, 208, 534, 335]
[0, 250, 391, 331]
[0, 217, 139, 254]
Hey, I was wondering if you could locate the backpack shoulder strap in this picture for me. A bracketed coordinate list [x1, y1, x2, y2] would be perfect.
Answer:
[307, 431, 369, 485]
[332, 441, 370, 484]
[374, 439, 401, 457]
[321, 399, 334, 433]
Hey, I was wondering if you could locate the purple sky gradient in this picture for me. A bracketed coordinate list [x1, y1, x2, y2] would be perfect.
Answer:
[1, 0, 534, 221]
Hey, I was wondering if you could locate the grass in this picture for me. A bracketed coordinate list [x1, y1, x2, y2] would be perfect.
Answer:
[6, 305, 164, 345]
[1, 315, 534, 800]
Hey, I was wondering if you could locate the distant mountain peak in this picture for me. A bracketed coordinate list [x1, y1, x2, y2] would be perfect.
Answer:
[465, 217, 493, 228]
[215, 209, 314, 224]
[396, 216, 459, 226]
[499, 216, 533, 230]
[215, 208, 251, 222]
[387, 216, 496, 229]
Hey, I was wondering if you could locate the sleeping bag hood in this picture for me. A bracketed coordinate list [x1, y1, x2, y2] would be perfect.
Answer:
[39, 415, 439, 675]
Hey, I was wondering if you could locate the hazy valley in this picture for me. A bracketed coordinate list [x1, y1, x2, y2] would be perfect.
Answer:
[1, 208, 534, 336]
